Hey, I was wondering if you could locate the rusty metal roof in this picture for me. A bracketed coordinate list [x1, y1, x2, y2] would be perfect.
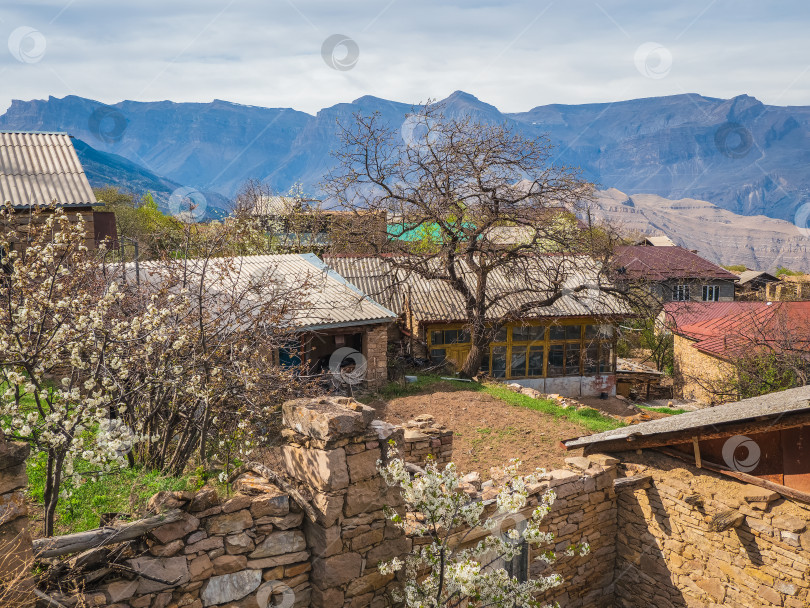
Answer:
[324, 254, 632, 322]
[0, 132, 97, 208]
[563, 384, 810, 450]
[126, 253, 397, 330]
[614, 246, 738, 281]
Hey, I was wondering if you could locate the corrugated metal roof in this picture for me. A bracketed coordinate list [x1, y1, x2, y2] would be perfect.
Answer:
[614, 246, 738, 281]
[0, 132, 97, 208]
[323, 256, 405, 314]
[324, 254, 632, 322]
[125, 254, 397, 330]
[564, 384, 810, 450]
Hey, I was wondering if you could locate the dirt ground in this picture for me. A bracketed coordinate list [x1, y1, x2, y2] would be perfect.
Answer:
[370, 382, 587, 475]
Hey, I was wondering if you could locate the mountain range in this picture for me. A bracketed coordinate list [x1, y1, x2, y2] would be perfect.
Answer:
[1, 91, 809, 269]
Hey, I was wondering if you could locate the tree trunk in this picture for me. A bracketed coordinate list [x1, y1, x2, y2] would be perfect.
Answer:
[460, 326, 490, 378]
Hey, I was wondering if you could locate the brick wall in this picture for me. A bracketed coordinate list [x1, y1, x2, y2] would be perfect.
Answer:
[613, 451, 810, 608]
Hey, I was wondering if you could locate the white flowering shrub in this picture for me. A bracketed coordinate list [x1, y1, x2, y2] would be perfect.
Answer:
[379, 457, 589, 608]
[0, 204, 177, 535]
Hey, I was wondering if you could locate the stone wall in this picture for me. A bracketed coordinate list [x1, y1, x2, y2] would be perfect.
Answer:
[613, 451, 810, 608]
[280, 397, 409, 608]
[363, 323, 390, 388]
[41, 482, 311, 608]
[401, 414, 453, 469]
[673, 334, 734, 404]
[0, 434, 34, 607]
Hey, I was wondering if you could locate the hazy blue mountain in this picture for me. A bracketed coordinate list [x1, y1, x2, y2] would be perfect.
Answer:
[2, 92, 810, 223]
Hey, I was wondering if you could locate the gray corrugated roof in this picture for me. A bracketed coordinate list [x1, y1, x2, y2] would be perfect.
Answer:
[125, 254, 396, 330]
[0, 132, 97, 208]
[324, 255, 631, 322]
[323, 256, 405, 314]
[564, 384, 810, 449]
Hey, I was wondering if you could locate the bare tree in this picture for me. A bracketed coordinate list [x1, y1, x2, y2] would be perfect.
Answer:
[324, 103, 638, 376]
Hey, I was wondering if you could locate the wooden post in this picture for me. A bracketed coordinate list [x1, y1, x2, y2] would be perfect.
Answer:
[692, 437, 702, 469]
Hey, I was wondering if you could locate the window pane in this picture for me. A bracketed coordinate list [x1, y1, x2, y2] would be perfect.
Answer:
[444, 329, 458, 344]
[528, 346, 544, 376]
[584, 325, 599, 339]
[565, 343, 581, 375]
[512, 325, 545, 343]
[548, 344, 564, 376]
[431, 330, 444, 345]
[493, 327, 507, 342]
[583, 344, 598, 374]
[430, 348, 446, 364]
[599, 342, 613, 373]
[491, 346, 507, 378]
[480, 348, 490, 374]
[549, 326, 566, 341]
[457, 330, 470, 344]
[511, 346, 527, 377]
[565, 325, 582, 340]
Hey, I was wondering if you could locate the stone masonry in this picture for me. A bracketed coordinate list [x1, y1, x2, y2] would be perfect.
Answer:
[401, 414, 453, 469]
[613, 450, 810, 608]
[280, 396, 409, 608]
[0, 433, 35, 607]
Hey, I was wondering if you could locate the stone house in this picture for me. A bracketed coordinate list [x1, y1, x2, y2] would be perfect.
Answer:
[613, 245, 738, 303]
[325, 254, 633, 397]
[766, 274, 810, 301]
[564, 384, 810, 607]
[735, 269, 780, 300]
[0, 131, 118, 250]
[665, 301, 810, 404]
[127, 254, 397, 388]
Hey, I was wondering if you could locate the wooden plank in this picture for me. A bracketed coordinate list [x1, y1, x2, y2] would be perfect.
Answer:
[693, 437, 701, 469]
[32, 509, 184, 558]
[581, 410, 810, 454]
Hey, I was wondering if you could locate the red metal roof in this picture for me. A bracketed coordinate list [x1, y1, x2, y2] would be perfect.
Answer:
[665, 301, 810, 359]
[613, 246, 738, 281]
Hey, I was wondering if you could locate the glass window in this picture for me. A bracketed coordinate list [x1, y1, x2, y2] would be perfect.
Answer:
[480, 348, 490, 374]
[549, 325, 566, 341]
[510, 346, 527, 377]
[443, 329, 459, 344]
[430, 348, 446, 364]
[430, 330, 444, 345]
[512, 325, 545, 342]
[565, 325, 582, 340]
[583, 344, 599, 374]
[491, 346, 507, 378]
[702, 285, 719, 302]
[599, 342, 613, 373]
[565, 343, 581, 375]
[548, 344, 564, 376]
[493, 327, 507, 342]
[457, 329, 470, 344]
[528, 345, 544, 376]
[584, 325, 599, 339]
[672, 284, 690, 301]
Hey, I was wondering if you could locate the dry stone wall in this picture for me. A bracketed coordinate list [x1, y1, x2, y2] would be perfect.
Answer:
[401, 414, 453, 469]
[613, 451, 810, 608]
[0, 434, 34, 607]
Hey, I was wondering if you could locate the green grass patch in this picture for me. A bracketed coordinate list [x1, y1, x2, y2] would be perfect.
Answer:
[480, 383, 625, 433]
[637, 405, 688, 415]
[377, 374, 450, 399]
[26, 452, 200, 535]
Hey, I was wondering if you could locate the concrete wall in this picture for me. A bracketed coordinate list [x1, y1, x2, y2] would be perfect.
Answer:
[508, 374, 617, 397]
[613, 451, 810, 608]
[656, 279, 736, 303]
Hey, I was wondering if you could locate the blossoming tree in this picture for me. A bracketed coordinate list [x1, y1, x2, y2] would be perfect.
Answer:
[379, 457, 589, 608]
[0, 205, 177, 535]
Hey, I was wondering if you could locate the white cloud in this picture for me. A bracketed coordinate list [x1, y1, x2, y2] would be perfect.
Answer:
[0, 0, 808, 114]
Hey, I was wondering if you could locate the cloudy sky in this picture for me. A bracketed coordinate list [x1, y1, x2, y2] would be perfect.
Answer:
[1, 1, 808, 115]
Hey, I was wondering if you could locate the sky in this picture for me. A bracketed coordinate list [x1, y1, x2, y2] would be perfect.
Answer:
[1, 0, 809, 115]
